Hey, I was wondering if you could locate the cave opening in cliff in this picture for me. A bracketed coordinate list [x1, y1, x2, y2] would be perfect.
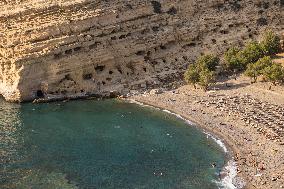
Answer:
[151, 1, 162, 14]
[36, 90, 44, 98]
[167, 7, 177, 15]
[95, 65, 105, 73]
[83, 73, 92, 80]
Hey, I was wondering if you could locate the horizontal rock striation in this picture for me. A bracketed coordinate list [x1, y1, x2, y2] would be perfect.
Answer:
[0, 0, 283, 102]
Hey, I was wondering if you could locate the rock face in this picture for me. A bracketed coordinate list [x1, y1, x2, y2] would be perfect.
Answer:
[0, 0, 283, 102]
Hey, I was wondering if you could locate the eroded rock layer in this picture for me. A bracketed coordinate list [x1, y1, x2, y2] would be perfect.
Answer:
[0, 0, 283, 102]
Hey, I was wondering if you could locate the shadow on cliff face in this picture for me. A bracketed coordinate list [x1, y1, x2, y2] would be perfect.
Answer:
[0, 93, 4, 101]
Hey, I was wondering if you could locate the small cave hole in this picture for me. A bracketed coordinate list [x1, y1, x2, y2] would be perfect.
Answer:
[64, 74, 72, 80]
[152, 26, 160, 32]
[188, 42, 196, 47]
[150, 61, 158, 65]
[106, 78, 112, 81]
[74, 47, 82, 52]
[143, 67, 147, 72]
[36, 90, 44, 98]
[126, 4, 133, 9]
[61, 90, 67, 95]
[160, 45, 166, 50]
[136, 51, 145, 56]
[65, 49, 73, 55]
[89, 42, 100, 49]
[263, 2, 269, 9]
[102, 81, 106, 85]
[109, 70, 113, 74]
[54, 53, 62, 59]
[119, 35, 127, 39]
[144, 56, 151, 61]
[220, 30, 229, 34]
[95, 65, 105, 73]
[151, 1, 162, 14]
[83, 73, 93, 80]
[167, 7, 177, 15]
[117, 68, 123, 74]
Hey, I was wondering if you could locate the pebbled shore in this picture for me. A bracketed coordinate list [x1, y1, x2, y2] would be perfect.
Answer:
[130, 76, 284, 189]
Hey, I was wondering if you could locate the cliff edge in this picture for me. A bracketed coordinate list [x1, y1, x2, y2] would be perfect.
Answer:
[0, 0, 283, 102]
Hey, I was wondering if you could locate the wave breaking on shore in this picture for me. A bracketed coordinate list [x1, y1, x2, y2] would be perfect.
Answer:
[128, 99, 240, 189]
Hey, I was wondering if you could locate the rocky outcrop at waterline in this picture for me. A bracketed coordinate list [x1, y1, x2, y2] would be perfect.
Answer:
[0, 0, 283, 102]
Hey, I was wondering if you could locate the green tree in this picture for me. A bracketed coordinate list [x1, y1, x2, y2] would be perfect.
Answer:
[196, 54, 219, 71]
[254, 56, 273, 74]
[238, 41, 264, 67]
[184, 64, 199, 89]
[260, 30, 281, 56]
[199, 69, 216, 91]
[244, 56, 273, 83]
[263, 63, 284, 85]
[224, 47, 243, 71]
[184, 54, 219, 90]
[244, 63, 259, 83]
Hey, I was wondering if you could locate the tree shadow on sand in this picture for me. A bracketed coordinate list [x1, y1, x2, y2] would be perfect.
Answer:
[209, 74, 251, 91]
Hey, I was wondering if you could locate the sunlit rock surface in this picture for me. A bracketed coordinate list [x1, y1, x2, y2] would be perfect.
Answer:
[0, 0, 283, 101]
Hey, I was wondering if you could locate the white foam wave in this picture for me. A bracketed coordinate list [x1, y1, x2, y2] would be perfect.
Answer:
[217, 160, 238, 189]
[128, 99, 239, 189]
[204, 132, 228, 153]
[162, 109, 195, 125]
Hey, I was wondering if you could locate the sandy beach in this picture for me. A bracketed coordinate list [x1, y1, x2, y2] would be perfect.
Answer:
[130, 75, 284, 189]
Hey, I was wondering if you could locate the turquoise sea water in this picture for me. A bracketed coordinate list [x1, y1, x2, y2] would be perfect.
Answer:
[0, 98, 226, 189]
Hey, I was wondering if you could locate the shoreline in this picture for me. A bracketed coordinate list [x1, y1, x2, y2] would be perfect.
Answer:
[128, 98, 244, 189]
[129, 78, 284, 189]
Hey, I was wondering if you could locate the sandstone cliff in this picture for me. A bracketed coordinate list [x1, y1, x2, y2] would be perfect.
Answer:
[0, 0, 283, 102]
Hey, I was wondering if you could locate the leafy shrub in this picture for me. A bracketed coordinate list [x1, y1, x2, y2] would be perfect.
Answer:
[184, 65, 199, 89]
[244, 56, 273, 82]
[244, 56, 284, 85]
[184, 54, 219, 90]
[196, 54, 219, 71]
[263, 63, 284, 85]
[224, 47, 243, 71]
[244, 63, 259, 82]
[223, 30, 281, 74]
[254, 56, 273, 72]
[199, 69, 216, 90]
[260, 30, 281, 55]
[238, 41, 264, 67]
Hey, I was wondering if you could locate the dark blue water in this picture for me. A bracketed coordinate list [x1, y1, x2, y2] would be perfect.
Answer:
[0, 99, 226, 189]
